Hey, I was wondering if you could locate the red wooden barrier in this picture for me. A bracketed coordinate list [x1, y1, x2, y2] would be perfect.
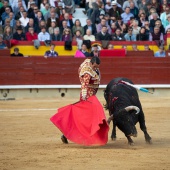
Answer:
[0, 57, 170, 85]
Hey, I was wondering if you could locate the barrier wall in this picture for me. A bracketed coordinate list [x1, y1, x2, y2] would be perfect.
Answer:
[0, 57, 170, 85]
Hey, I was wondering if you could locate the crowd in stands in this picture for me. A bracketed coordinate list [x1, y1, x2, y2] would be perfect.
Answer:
[0, 0, 169, 57]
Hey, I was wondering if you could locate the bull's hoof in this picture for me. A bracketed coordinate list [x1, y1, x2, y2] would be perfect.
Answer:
[128, 142, 135, 146]
[111, 134, 116, 141]
[61, 135, 68, 144]
[111, 137, 116, 141]
[146, 139, 152, 144]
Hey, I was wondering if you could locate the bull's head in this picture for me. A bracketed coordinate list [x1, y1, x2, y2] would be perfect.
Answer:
[108, 106, 140, 137]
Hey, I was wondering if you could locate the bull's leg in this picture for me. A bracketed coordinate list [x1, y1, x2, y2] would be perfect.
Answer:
[138, 111, 152, 144]
[111, 121, 116, 140]
[126, 135, 134, 145]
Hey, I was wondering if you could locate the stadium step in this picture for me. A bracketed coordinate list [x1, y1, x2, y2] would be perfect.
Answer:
[72, 8, 87, 26]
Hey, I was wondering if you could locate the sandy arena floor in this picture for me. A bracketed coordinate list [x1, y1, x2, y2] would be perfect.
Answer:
[0, 96, 170, 170]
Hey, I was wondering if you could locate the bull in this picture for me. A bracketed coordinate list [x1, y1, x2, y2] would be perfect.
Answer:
[104, 77, 152, 145]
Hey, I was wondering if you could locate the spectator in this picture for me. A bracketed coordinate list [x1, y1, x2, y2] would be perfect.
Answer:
[3, 26, 13, 41]
[154, 46, 166, 57]
[90, 45, 100, 57]
[148, 7, 157, 22]
[144, 44, 151, 51]
[151, 0, 160, 15]
[60, 13, 73, 29]
[160, 6, 170, 29]
[96, 18, 112, 34]
[37, 20, 47, 33]
[138, 13, 147, 27]
[48, 21, 59, 34]
[164, 28, 170, 41]
[122, 0, 138, 11]
[112, 28, 125, 41]
[83, 29, 95, 41]
[9, 12, 16, 27]
[138, 0, 148, 14]
[160, 0, 170, 14]
[122, 44, 127, 54]
[132, 44, 139, 51]
[132, 20, 141, 35]
[46, 10, 59, 28]
[11, 47, 24, 57]
[0, 35, 7, 49]
[74, 44, 90, 58]
[19, 11, 29, 27]
[86, 0, 96, 19]
[108, 1, 123, 23]
[90, 2, 102, 24]
[40, 0, 49, 11]
[25, 18, 39, 33]
[110, 22, 117, 34]
[96, 25, 112, 41]
[62, 28, 72, 41]
[144, 21, 150, 38]
[26, 27, 38, 41]
[3, 18, 13, 32]
[1, 6, 11, 24]
[83, 19, 97, 36]
[15, 6, 25, 20]
[13, 26, 26, 40]
[165, 14, 170, 31]
[12, 0, 27, 15]
[13, 20, 25, 33]
[73, 30, 83, 41]
[128, 16, 135, 27]
[149, 26, 164, 46]
[44, 44, 58, 58]
[115, 16, 123, 31]
[11, 0, 27, 12]
[149, 12, 161, 33]
[0, 0, 12, 18]
[124, 27, 136, 41]
[105, 0, 112, 13]
[36, 11, 45, 24]
[155, 20, 165, 34]
[121, 7, 134, 24]
[72, 19, 84, 36]
[62, 0, 75, 15]
[50, 28, 61, 41]
[107, 44, 114, 49]
[129, 1, 139, 20]
[27, 3, 39, 19]
[59, 20, 71, 35]
[41, 3, 50, 16]
[38, 26, 50, 41]
[136, 26, 149, 41]
[121, 23, 128, 35]
[56, 2, 65, 20]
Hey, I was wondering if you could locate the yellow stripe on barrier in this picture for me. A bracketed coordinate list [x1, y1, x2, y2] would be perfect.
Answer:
[10, 45, 78, 56]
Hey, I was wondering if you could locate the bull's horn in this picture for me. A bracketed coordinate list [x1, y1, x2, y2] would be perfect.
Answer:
[125, 106, 140, 114]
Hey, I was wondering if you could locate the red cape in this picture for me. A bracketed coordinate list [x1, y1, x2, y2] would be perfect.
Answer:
[50, 96, 109, 146]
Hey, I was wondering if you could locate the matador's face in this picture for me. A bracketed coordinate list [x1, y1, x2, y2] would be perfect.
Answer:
[92, 63, 100, 71]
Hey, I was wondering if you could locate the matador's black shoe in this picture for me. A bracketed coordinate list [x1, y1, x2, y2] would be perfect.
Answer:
[61, 135, 68, 144]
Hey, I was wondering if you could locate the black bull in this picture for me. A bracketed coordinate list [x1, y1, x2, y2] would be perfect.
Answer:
[104, 77, 152, 145]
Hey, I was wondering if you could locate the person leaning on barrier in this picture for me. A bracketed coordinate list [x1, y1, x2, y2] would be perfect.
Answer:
[44, 44, 58, 58]
[154, 45, 166, 57]
[11, 47, 24, 57]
